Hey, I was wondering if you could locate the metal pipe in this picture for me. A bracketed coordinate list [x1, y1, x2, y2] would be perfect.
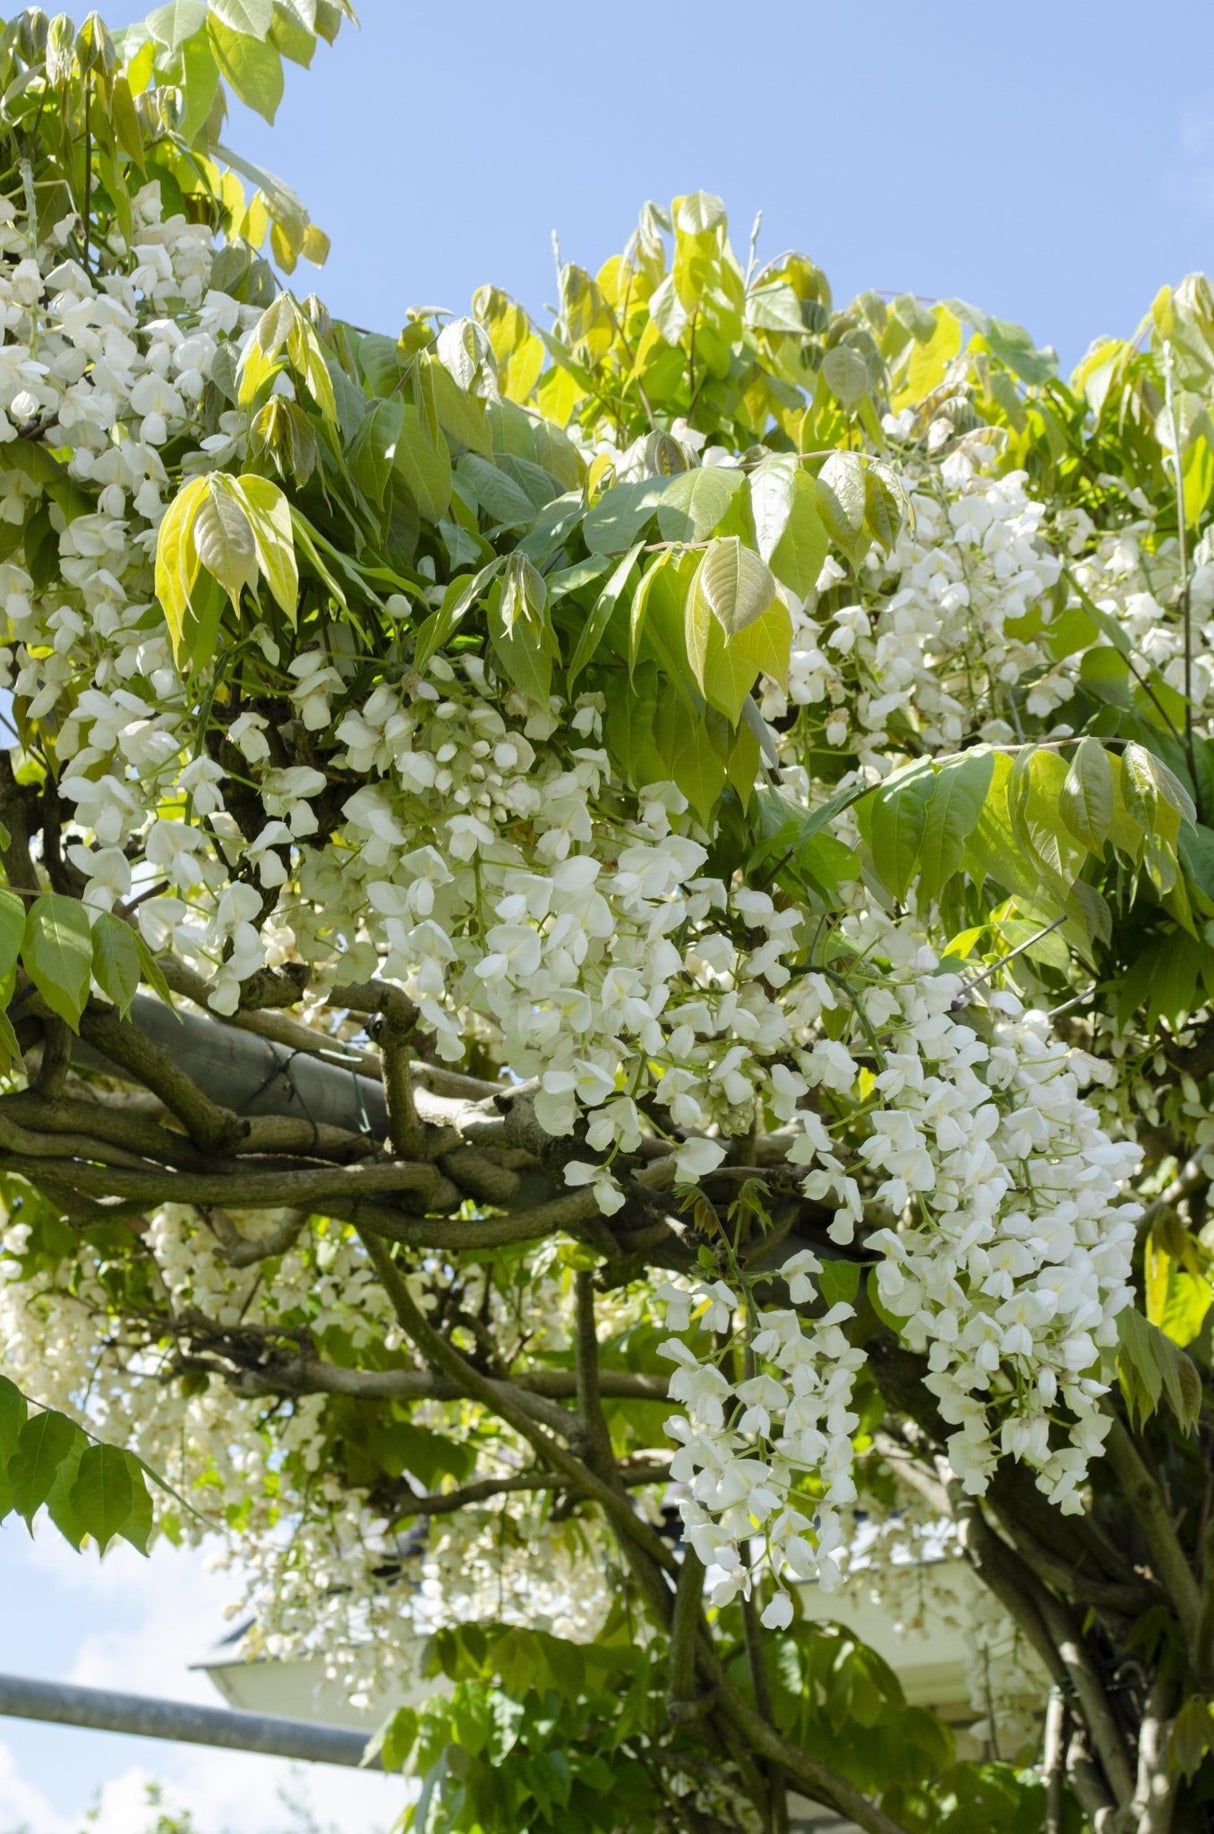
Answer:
[0, 1672, 383, 1770]
[109, 996, 390, 1140]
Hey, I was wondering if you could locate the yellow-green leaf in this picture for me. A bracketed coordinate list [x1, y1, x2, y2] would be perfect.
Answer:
[154, 474, 209, 658]
[237, 474, 298, 621]
[193, 476, 257, 606]
[693, 537, 776, 639]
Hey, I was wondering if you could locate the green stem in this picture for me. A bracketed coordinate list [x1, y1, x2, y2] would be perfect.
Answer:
[1163, 343, 1203, 815]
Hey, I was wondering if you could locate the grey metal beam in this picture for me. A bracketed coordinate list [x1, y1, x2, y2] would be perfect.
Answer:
[106, 996, 390, 1139]
[0, 1672, 383, 1770]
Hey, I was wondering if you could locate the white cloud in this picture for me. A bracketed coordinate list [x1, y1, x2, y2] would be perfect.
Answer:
[80, 1751, 399, 1834]
[0, 1740, 72, 1834]
[64, 1544, 238, 1705]
[0, 1530, 401, 1833]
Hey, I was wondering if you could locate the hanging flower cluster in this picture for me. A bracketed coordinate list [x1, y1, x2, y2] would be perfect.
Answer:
[0, 128, 1166, 1710]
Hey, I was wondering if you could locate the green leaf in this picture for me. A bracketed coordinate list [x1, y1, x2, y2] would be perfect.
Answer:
[1170, 1698, 1214, 1782]
[154, 474, 209, 659]
[487, 574, 557, 705]
[822, 344, 870, 409]
[750, 458, 828, 598]
[134, 934, 177, 1010]
[194, 476, 257, 607]
[208, 16, 284, 122]
[349, 394, 403, 509]
[818, 1261, 861, 1308]
[869, 764, 937, 902]
[685, 564, 790, 723]
[393, 405, 452, 524]
[905, 305, 963, 397]
[413, 561, 501, 674]
[1123, 741, 1196, 835]
[176, 30, 221, 145]
[145, 0, 207, 48]
[1123, 740, 1162, 836]
[1146, 1233, 1213, 1349]
[1059, 737, 1114, 853]
[270, 0, 318, 64]
[654, 698, 727, 822]
[864, 465, 904, 553]
[23, 895, 93, 1029]
[377, 1706, 420, 1772]
[43, 1425, 86, 1549]
[9, 1410, 83, 1524]
[0, 1376, 28, 1462]
[815, 451, 870, 566]
[916, 752, 995, 906]
[0, 888, 26, 984]
[91, 913, 141, 1018]
[675, 191, 726, 236]
[631, 550, 698, 692]
[567, 542, 642, 691]
[655, 466, 746, 544]
[420, 353, 492, 455]
[692, 537, 777, 638]
[582, 478, 669, 556]
[499, 552, 547, 638]
[210, 0, 274, 31]
[238, 474, 299, 620]
[1118, 1307, 1202, 1433]
[456, 455, 534, 531]
[0, 1009, 23, 1076]
[70, 1444, 152, 1554]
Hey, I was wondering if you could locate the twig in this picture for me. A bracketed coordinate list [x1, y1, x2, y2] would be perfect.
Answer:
[1043, 1689, 1067, 1834]
[668, 1548, 710, 1719]
[1103, 1414, 1203, 1654]
[355, 1228, 679, 1578]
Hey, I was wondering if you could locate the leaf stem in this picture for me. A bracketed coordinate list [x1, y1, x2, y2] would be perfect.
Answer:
[1163, 343, 1203, 815]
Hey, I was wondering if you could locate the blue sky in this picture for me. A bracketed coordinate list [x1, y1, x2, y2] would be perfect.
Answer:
[116, 0, 1214, 372]
[0, 1524, 399, 1832]
[4, 1, 1214, 1828]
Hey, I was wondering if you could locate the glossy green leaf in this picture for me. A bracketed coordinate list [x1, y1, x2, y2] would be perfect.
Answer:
[822, 344, 870, 409]
[582, 478, 668, 556]
[567, 542, 643, 691]
[210, 0, 275, 32]
[238, 474, 299, 620]
[145, 0, 207, 48]
[655, 466, 746, 543]
[1123, 740, 1195, 837]
[1059, 736, 1114, 853]
[815, 451, 869, 565]
[91, 912, 141, 1018]
[9, 1410, 83, 1523]
[692, 537, 777, 638]
[654, 696, 727, 821]
[750, 458, 828, 598]
[23, 895, 93, 1029]
[393, 405, 453, 524]
[154, 474, 209, 658]
[0, 1376, 28, 1462]
[208, 16, 284, 123]
[869, 765, 937, 902]
[916, 752, 996, 907]
[0, 888, 26, 984]
[70, 1444, 152, 1554]
[194, 477, 257, 606]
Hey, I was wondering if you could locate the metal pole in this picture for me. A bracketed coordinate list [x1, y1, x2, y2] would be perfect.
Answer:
[0, 1673, 383, 1771]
